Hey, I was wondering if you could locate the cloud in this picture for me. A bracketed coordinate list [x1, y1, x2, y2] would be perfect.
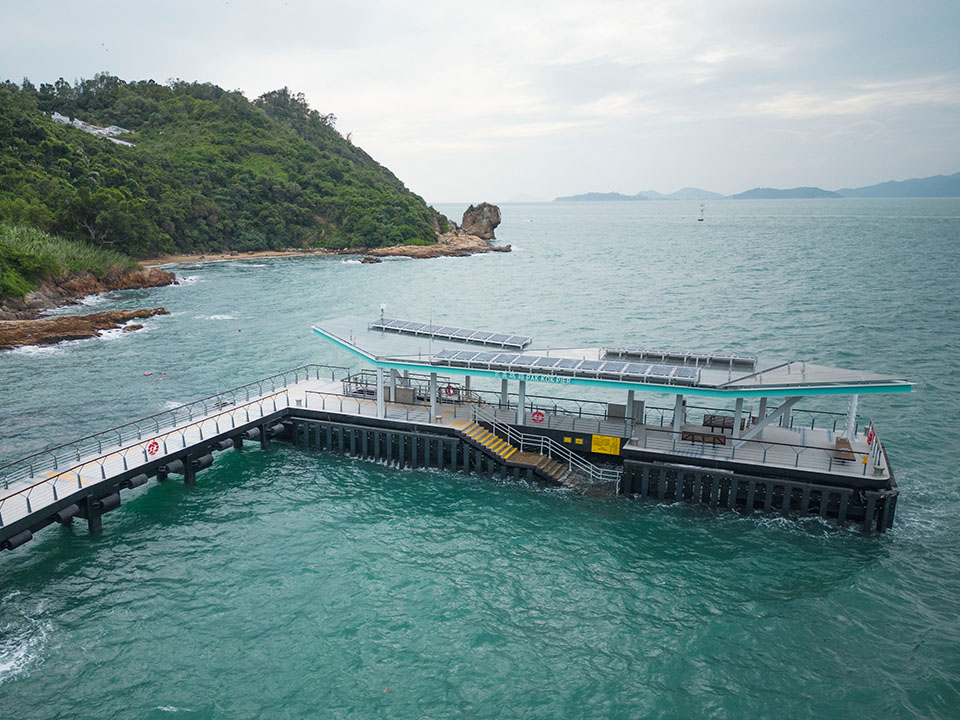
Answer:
[2, 0, 959, 199]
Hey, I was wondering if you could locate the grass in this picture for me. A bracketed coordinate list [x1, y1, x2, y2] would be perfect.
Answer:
[0, 224, 138, 299]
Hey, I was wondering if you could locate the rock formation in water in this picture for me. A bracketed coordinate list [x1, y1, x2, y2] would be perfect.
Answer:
[0, 308, 170, 350]
[461, 202, 502, 239]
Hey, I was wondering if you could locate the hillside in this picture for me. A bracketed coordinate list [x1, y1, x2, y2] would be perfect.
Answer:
[0, 74, 447, 257]
[729, 187, 840, 199]
[837, 172, 960, 198]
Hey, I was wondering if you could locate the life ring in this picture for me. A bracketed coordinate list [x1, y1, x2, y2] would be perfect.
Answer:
[147, 440, 159, 455]
[444, 384, 456, 396]
[532, 410, 545, 423]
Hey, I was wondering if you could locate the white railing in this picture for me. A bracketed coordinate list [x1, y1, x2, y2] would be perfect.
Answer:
[0, 391, 290, 528]
[474, 405, 622, 490]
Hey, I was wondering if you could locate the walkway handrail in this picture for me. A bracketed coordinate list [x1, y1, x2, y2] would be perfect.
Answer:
[0, 364, 351, 489]
[0, 391, 290, 527]
[639, 425, 879, 476]
[474, 405, 621, 488]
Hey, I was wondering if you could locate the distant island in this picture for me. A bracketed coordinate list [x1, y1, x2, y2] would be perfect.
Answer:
[555, 171, 960, 201]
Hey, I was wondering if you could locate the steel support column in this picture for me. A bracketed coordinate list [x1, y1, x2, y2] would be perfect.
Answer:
[429, 372, 437, 422]
[517, 380, 526, 425]
[376, 367, 385, 419]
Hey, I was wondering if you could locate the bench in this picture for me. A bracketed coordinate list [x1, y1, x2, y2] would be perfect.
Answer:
[682, 430, 727, 445]
[833, 437, 855, 462]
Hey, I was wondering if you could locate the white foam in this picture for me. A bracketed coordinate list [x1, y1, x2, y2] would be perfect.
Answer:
[176, 275, 202, 285]
[341, 259, 361, 264]
[193, 315, 236, 321]
[0, 609, 52, 685]
[8, 343, 66, 356]
[156, 707, 195, 713]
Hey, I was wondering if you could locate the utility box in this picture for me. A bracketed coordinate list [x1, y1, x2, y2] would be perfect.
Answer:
[395, 387, 416, 404]
[607, 403, 626, 420]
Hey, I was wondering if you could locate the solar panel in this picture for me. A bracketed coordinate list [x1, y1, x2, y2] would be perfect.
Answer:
[370, 318, 532, 349]
[579, 360, 604, 372]
[674, 367, 699, 379]
[601, 361, 628, 374]
[452, 351, 479, 361]
[506, 335, 532, 347]
[623, 363, 650, 376]
[534, 357, 560, 367]
[603, 346, 757, 369]
[434, 349, 458, 360]
[470, 352, 499, 363]
[493, 353, 519, 364]
[555, 358, 581, 369]
[512, 355, 540, 367]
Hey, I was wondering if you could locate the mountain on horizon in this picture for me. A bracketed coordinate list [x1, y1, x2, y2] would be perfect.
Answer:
[555, 187, 721, 202]
[554, 172, 960, 201]
[836, 172, 960, 198]
[729, 187, 841, 200]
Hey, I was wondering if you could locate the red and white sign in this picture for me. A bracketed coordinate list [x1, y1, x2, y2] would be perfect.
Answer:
[147, 440, 159, 455]
[531, 410, 545, 423]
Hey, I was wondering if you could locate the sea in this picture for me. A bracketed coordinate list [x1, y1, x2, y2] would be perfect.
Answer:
[1, 199, 959, 719]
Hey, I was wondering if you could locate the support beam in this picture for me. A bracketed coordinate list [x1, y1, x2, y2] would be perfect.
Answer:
[465, 375, 471, 392]
[376, 367, 385, 419]
[517, 380, 526, 425]
[389, 369, 398, 402]
[845, 394, 859, 439]
[782, 401, 793, 428]
[627, 390, 635, 422]
[733, 398, 744, 440]
[501, 378, 509, 408]
[429, 372, 437, 422]
[672, 394, 684, 434]
[758, 396, 768, 421]
[735, 396, 801, 447]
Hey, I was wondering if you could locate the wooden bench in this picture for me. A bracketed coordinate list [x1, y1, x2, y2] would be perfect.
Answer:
[833, 437, 855, 462]
[682, 430, 726, 445]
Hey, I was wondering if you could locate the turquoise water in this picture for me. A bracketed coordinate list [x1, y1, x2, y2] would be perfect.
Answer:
[1, 199, 959, 718]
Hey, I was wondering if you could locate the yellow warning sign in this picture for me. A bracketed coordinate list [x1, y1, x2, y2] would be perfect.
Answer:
[591, 434, 621, 455]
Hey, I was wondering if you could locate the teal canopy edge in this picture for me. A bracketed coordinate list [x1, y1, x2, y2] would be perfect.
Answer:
[312, 327, 912, 399]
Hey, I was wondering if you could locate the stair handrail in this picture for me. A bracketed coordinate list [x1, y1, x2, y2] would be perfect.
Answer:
[473, 405, 621, 487]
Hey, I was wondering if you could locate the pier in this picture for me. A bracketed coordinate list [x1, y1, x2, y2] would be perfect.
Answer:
[1, 317, 911, 553]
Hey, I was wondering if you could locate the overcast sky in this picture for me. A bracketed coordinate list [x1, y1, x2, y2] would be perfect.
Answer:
[3, 0, 959, 201]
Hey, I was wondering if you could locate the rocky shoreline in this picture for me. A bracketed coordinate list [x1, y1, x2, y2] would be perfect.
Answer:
[0, 308, 170, 351]
[0, 268, 177, 321]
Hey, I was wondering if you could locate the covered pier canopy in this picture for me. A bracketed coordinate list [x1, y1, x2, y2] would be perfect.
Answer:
[311, 317, 911, 400]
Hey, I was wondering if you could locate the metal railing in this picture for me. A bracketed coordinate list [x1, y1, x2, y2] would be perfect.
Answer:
[0, 391, 290, 528]
[474, 405, 622, 490]
[638, 426, 884, 477]
[0, 363, 351, 490]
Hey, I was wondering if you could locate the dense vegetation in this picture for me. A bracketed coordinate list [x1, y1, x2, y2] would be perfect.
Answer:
[0, 223, 137, 298]
[0, 74, 446, 258]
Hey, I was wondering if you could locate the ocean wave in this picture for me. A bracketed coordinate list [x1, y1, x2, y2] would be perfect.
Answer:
[192, 315, 237, 321]
[0, 603, 52, 685]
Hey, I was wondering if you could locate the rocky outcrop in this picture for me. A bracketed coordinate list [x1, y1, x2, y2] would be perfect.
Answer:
[0, 268, 177, 320]
[0, 308, 170, 351]
[461, 202, 501, 239]
[366, 232, 510, 259]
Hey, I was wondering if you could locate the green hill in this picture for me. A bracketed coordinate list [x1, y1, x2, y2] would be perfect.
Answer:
[0, 74, 447, 257]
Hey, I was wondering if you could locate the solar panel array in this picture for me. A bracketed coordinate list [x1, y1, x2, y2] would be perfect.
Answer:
[369, 318, 532, 349]
[603, 346, 757, 369]
[431, 350, 700, 385]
